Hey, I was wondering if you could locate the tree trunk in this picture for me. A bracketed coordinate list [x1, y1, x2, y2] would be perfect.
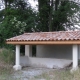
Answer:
[48, 0, 53, 31]
[55, 0, 59, 11]
[5, 0, 7, 9]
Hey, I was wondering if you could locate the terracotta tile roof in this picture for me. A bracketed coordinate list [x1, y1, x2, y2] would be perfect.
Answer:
[6, 31, 80, 41]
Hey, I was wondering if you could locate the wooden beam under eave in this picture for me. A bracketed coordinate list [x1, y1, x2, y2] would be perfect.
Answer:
[6, 40, 80, 45]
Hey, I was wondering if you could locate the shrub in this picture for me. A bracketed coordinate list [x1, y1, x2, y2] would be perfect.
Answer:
[0, 48, 15, 65]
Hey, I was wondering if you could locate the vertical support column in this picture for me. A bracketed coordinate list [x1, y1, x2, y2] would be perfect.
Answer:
[71, 44, 78, 72]
[25, 45, 32, 57]
[13, 45, 22, 70]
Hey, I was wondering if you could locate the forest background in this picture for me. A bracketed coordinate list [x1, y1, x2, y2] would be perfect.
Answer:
[0, 0, 80, 48]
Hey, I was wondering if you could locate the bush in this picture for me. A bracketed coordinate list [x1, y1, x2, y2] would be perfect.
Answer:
[0, 48, 15, 65]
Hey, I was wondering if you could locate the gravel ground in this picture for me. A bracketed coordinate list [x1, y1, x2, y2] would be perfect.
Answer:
[12, 67, 55, 80]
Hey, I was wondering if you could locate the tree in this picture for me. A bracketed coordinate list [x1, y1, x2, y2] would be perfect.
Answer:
[38, 0, 80, 31]
[37, 0, 50, 31]
[3, 0, 14, 8]
[0, 0, 37, 47]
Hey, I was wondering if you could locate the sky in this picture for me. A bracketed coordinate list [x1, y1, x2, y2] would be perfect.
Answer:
[0, 0, 5, 10]
[0, 0, 38, 10]
[28, 0, 38, 8]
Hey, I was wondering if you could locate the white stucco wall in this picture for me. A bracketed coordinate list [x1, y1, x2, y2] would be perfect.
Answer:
[20, 56, 72, 69]
[36, 45, 80, 60]
[36, 45, 72, 60]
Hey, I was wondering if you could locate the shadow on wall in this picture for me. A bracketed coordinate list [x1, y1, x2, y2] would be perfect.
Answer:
[36, 45, 72, 60]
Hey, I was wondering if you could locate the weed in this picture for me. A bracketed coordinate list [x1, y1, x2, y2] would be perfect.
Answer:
[0, 48, 15, 65]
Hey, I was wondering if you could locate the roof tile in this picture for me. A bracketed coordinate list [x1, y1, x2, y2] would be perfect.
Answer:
[6, 31, 80, 41]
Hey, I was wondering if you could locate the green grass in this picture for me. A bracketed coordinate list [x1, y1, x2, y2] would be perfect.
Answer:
[31, 68, 80, 80]
[0, 48, 15, 64]
[0, 48, 15, 80]
[0, 66, 20, 80]
[0, 66, 13, 80]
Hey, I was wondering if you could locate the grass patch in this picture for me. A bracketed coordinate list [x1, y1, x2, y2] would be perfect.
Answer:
[54, 69, 73, 80]
[34, 73, 51, 80]
[31, 69, 55, 80]
[0, 68, 12, 80]
[0, 64, 14, 80]
[0, 48, 15, 65]
[32, 68, 80, 80]
[54, 69, 80, 80]
[0, 48, 15, 80]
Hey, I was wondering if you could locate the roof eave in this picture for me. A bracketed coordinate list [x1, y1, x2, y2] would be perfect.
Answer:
[6, 40, 80, 45]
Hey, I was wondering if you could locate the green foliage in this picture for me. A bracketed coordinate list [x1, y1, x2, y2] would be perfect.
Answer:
[0, 48, 15, 64]
[52, 1, 80, 31]
[10, 17, 26, 34]
[0, 1, 37, 47]
[38, 0, 50, 31]
[38, 0, 80, 31]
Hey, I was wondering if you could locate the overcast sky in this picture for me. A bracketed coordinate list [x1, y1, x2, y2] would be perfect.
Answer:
[29, 0, 38, 8]
[0, 0, 38, 10]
